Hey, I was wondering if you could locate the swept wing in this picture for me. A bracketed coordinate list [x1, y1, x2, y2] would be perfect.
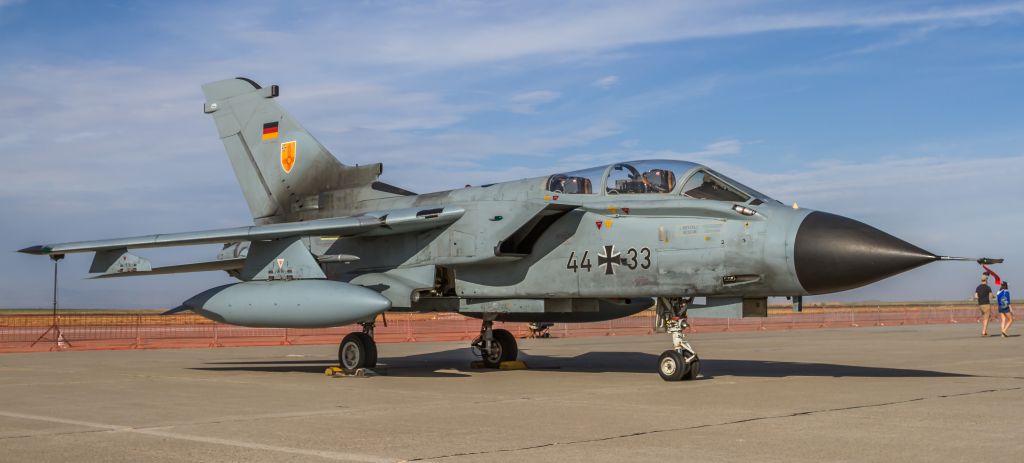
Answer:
[19, 206, 464, 256]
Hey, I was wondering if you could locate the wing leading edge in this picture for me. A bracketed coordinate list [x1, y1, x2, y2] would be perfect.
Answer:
[18, 206, 464, 256]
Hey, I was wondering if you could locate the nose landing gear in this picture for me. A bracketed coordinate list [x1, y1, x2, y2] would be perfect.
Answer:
[471, 319, 518, 368]
[656, 297, 701, 381]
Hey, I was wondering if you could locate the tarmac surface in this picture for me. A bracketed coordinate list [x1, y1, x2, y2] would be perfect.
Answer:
[1, 323, 1022, 462]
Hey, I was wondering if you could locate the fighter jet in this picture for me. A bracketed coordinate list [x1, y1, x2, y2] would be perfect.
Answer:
[19, 78, 993, 381]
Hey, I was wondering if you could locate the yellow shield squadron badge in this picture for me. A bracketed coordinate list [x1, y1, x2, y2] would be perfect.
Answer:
[280, 140, 296, 174]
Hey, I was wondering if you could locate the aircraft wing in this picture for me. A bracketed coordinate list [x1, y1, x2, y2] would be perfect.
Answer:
[19, 206, 464, 256]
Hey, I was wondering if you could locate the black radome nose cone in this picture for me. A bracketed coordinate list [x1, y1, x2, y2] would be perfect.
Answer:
[794, 212, 937, 294]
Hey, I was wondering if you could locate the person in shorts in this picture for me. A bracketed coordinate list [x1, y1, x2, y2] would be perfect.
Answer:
[974, 276, 994, 336]
[996, 282, 1014, 337]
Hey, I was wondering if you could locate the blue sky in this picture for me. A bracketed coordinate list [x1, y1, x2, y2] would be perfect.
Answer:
[1, 0, 1022, 308]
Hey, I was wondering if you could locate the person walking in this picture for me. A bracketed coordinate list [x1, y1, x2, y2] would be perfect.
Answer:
[974, 276, 994, 336]
[996, 282, 1014, 337]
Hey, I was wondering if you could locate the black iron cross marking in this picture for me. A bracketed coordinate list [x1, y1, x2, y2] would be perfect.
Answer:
[597, 245, 621, 275]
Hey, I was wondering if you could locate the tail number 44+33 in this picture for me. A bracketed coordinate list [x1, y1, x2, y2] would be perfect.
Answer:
[566, 246, 650, 275]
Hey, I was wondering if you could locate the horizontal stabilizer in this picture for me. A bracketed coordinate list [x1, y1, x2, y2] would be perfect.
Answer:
[91, 258, 245, 279]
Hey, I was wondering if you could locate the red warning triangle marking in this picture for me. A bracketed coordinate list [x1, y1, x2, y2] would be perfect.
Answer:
[595, 221, 603, 230]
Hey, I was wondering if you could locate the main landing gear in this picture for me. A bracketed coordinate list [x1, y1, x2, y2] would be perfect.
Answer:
[471, 319, 518, 368]
[338, 322, 378, 374]
[656, 297, 701, 381]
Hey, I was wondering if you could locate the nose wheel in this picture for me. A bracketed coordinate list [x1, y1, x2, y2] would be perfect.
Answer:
[338, 322, 378, 374]
[472, 320, 518, 368]
[658, 348, 701, 381]
[656, 297, 701, 381]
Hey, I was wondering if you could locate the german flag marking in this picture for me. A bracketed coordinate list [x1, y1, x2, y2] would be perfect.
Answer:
[262, 121, 279, 140]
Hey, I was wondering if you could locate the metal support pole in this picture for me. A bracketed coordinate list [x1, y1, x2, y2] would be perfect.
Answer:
[32, 254, 70, 349]
[52, 259, 58, 321]
[792, 295, 803, 313]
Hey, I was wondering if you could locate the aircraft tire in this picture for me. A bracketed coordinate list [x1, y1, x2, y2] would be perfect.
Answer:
[357, 332, 378, 369]
[683, 356, 701, 381]
[339, 332, 376, 374]
[483, 329, 518, 368]
[494, 329, 518, 362]
[658, 350, 688, 381]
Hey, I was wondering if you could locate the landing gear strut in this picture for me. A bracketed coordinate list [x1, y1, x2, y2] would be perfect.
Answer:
[471, 319, 518, 368]
[338, 322, 378, 374]
[656, 297, 701, 381]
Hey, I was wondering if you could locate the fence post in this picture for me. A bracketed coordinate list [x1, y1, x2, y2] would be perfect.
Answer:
[405, 318, 415, 342]
[211, 322, 220, 347]
[134, 314, 142, 349]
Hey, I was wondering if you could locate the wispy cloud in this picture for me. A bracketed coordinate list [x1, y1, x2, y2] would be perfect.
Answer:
[833, 25, 940, 57]
[593, 75, 619, 89]
[174, 1, 1024, 69]
[331, 120, 622, 175]
[508, 90, 561, 114]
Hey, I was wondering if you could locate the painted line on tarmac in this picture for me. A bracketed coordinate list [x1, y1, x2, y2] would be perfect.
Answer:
[0, 409, 400, 463]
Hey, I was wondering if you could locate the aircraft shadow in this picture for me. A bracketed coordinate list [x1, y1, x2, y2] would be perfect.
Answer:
[520, 351, 973, 378]
[193, 349, 479, 377]
[191, 348, 972, 379]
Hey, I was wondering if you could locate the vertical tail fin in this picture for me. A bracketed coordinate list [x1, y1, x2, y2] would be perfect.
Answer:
[201, 77, 382, 223]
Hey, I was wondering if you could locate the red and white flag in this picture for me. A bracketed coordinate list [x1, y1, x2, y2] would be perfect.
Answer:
[982, 264, 1003, 286]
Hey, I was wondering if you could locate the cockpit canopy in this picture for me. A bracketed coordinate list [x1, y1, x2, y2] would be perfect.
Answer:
[679, 170, 749, 202]
[545, 174, 594, 194]
[544, 160, 771, 202]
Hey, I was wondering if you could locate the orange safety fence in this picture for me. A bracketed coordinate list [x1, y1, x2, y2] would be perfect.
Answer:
[0, 306, 990, 353]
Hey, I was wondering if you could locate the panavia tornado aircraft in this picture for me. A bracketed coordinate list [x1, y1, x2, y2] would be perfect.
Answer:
[19, 78, 999, 381]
